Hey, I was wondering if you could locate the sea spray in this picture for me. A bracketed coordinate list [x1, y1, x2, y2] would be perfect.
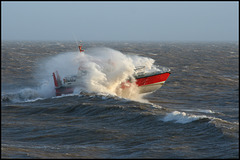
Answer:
[35, 47, 159, 101]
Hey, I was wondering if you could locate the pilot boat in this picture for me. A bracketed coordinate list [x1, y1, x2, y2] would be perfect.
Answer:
[52, 45, 171, 96]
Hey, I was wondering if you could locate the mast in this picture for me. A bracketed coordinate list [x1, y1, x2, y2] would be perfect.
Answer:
[78, 45, 84, 53]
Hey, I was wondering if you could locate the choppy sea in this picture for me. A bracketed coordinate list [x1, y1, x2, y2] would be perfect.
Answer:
[1, 41, 239, 158]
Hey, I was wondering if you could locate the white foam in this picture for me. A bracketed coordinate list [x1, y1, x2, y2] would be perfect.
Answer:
[182, 109, 215, 114]
[3, 88, 43, 103]
[197, 109, 215, 114]
[162, 111, 208, 124]
[35, 47, 158, 101]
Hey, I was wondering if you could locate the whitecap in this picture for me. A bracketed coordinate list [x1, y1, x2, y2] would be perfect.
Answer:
[162, 111, 208, 124]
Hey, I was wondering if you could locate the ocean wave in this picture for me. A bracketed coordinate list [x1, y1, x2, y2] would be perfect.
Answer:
[181, 109, 215, 114]
[162, 111, 209, 124]
[161, 110, 239, 138]
[1, 88, 42, 103]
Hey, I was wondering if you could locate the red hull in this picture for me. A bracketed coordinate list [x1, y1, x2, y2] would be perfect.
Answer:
[55, 87, 74, 96]
[136, 72, 170, 86]
[54, 72, 170, 96]
[121, 72, 170, 93]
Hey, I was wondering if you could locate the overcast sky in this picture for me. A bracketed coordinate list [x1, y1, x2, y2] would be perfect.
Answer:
[1, 1, 239, 42]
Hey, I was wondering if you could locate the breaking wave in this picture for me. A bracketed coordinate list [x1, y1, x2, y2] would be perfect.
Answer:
[1, 88, 44, 103]
[162, 111, 209, 124]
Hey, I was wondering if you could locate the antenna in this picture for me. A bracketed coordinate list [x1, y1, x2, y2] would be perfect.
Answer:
[79, 40, 82, 46]
[71, 33, 85, 53]
[72, 33, 80, 51]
